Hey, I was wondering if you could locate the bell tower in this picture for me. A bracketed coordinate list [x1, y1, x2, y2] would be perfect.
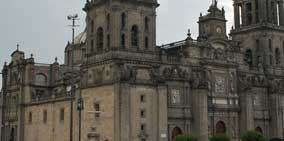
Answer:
[231, 0, 284, 67]
[198, 0, 228, 40]
[233, 0, 284, 28]
[83, 0, 159, 56]
[231, 0, 284, 139]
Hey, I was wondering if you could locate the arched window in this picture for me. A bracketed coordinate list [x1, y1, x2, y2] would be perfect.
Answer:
[255, 127, 263, 133]
[269, 39, 273, 65]
[171, 127, 182, 141]
[107, 34, 110, 48]
[90, 20, 94, 33]
[245, 49, 253, 65]
[97, 27, 104, 49]
[90, 40, 94, 53]
[120, 33, 125, 48]
[106, 14, 110, 30]
[145, 36, 149, 49]
[216, 121, 226, 134]
[10, 128, 15, 141]
[145, 16, 149, 31]
[35, 74, 47, 86]
[121, 13, 126, 29]
[275, 48, 280, 65]
[131, 25, 139, 47]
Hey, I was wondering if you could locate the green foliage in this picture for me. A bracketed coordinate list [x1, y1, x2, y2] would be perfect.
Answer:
[241, 130, 266, 141]
[176, 134, 198, 141]
[210, 134, 230, 141]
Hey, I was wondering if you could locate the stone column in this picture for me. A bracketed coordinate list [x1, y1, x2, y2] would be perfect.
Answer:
[279, 1, 284, 26]
[242, 2, 246, 26]
[234, 3, 240, 28]
[260, 0, 268, 22]
[251, 0, 257, 24]
[191, 87, 208, 141]
[239, 89, 254, 135]
[268, 0, 272, 23]
[157, 85, 168, 141]
[269, 93, 283, 138]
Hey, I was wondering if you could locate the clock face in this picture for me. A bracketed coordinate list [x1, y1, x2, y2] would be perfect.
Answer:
[216, 27, 222, 33]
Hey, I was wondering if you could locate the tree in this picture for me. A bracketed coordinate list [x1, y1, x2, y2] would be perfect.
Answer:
[210, 134, 230, 141]
[176, 134, 198, 141]
[241, 130, 266, 141]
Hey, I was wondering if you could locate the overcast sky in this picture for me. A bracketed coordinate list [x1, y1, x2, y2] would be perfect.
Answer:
[0, 0, 234, 88]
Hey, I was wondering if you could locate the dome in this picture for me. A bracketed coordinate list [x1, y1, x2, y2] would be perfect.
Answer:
[74, 30, 86, 44]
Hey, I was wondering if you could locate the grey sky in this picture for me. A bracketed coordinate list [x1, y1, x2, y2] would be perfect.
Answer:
[0, 0, 234, 88]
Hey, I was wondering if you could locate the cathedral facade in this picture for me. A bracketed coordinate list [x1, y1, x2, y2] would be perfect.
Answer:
[1, 0, 284, 141]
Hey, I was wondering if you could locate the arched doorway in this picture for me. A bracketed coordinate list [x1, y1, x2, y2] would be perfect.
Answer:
[216, 121, 226, 134]
[10, 128, 15, 141]
[255, 127, 263, 133]
[172, 127, 182, 141]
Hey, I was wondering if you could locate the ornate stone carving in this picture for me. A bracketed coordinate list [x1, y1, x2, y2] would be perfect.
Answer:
[93, 68, 103, 83]
[120, 65, 136, 82]
[268, 79, 281, 94]
[191, 69, 209, 89]
[229, 72, 235, 94]
[162, 66, 190, 80]
[215, 75, 225, 93]
[237, 74, 252, 92]
[213, 49, 226, 61]
[150, 66, 164, 83]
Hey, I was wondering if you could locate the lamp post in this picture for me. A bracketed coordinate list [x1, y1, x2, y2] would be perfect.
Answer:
[67, 14, 79, 44]
[67, 14, 79, 141]
[77, 93, 84, 141]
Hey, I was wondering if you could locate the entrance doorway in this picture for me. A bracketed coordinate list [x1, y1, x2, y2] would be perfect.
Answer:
[172, 127, 182, 141]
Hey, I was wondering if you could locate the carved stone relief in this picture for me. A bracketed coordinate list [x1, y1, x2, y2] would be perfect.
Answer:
[215, 75, 225, 93]
[171, 89, 181, 105]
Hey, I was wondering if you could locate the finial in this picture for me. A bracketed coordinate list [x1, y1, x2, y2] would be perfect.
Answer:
[30, 53, 34, 59]
[16, 44, 20, 51]
[4, 61, 7, 66]
[187, 29, 191, 37]
[55, 57, 58, 63]
[214, 0, 218, 6]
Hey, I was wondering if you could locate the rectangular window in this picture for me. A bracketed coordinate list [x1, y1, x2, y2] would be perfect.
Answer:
[29, 112, 32, 123]
[145, 37, 149, 49]
[141, 124, 146, 131]
[256, 39, 260, 51]
[140, 95, 145, 103]
[43, 110, 47, 123]
[140, 110, 146, 118]
[94, 103, 100, 118]
[60, 108, 64, 122]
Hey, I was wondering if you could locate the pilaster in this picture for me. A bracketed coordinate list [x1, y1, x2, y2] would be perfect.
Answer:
[239, 89, 254, 135]
[191, 88, 208, 141]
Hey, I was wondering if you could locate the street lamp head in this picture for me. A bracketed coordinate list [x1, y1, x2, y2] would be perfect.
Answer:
[67, 15, 72, 20]
[67, 14, 79, 20]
